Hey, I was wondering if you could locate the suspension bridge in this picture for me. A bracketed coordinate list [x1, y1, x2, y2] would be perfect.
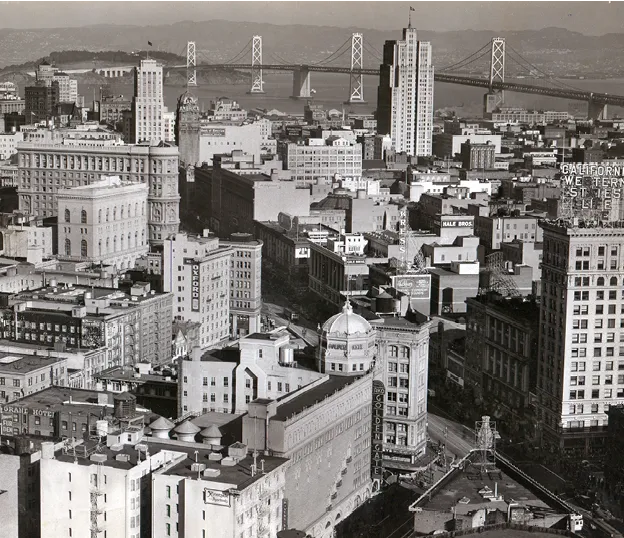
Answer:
[156, 34, 624, 119]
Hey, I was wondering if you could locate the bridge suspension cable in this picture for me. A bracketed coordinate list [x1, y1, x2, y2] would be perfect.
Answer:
[312, 37, 353, 66]
[438, 42, 491, 73]
[506, 45, 582, 91]
[362, 41, 382, 63]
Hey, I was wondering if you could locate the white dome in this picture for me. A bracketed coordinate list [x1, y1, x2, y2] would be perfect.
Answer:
[322, 301, 371, 336]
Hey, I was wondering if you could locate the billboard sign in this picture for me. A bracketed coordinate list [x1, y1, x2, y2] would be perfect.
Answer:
[371, 380, 385, 480]
[184, 258, 201, 312]
[391, 274, 431, 299]
[202, 128, 226, 137]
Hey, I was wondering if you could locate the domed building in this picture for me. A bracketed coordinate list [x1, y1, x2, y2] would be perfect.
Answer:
[318, 300, 376, 375]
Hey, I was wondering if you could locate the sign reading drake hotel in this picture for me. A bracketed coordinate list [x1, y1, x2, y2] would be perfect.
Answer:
[371, 380, 385, 480]
[184, 258, 201, 312]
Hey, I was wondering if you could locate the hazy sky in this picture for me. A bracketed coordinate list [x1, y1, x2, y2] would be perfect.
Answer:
[1, 1, 624, 35]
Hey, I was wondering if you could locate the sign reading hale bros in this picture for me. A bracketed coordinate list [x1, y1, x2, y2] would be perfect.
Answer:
[371, 380, 385, 480]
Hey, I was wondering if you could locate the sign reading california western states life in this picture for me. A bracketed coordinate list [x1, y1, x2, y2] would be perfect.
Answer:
[371, 380, 385, 480]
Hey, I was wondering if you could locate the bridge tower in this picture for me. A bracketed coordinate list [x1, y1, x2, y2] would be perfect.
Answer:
[346, 33, 366, 104]
[249, 35, 265, 94]
[483, 37, 505, 117]
[186, 41, 197, 88]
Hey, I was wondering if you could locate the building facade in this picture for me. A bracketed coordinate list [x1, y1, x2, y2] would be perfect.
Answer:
[57, 176, 148, 269]
[280, 137, 363, 183]
[377, 26, 434, 157]
[163, 232, 232, 348]
[371, 316, 431, 471]
[243, 373, 374, 538]
[51, 73, 78, 104]
[24, 84, 59, 124]
[537, 222, 624, 454]
[132, 59, 165, 144]
[17, 141, 180, 245]
[221, 233, 263, 338]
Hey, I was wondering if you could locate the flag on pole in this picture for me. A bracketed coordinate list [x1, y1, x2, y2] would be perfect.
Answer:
[410, 6, 415, 11]
[148, 41, 153, 47]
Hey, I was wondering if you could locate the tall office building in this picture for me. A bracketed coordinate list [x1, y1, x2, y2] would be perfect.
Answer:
[536, 222, 624, 455]
[132, 59, 165, 144]
[377, 25, 434, 157]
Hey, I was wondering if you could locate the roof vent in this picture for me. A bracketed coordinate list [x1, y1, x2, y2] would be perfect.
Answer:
[221, 457, 237, 467]
[204, 468, 221, 478]
[90, 453, 107, 463]
[116, 454, 131, 463]
[191, 463, 206, 473]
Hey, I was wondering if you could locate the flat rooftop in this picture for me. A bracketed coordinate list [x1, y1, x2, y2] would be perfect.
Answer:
[55, 434, 288, 487]
[95, 367, 177, 385]
[0, 352, 64, 374]
[272, 375, 359, 422]
[422, 462, 551, 515]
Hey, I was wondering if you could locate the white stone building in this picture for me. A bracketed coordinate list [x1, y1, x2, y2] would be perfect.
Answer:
[57, 176, 148, 270]
[133, 59, 165, 144]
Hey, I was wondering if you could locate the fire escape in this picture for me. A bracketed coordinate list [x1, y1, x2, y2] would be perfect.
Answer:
[90, 462, 104, 538]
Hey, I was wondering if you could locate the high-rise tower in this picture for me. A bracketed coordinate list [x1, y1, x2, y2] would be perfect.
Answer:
[377, 26, 434, 157]
[175, 91, 201, 167]
[132, 59, 165, 144]
[537, 221, 624, 455]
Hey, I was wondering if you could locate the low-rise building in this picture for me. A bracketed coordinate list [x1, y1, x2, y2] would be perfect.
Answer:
[0, 282, 172, 367]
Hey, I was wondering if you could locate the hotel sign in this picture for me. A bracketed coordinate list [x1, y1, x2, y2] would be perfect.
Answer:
[1, 405, 54, 417]
[184, 258, 201, 312]
[371, 380, 385, 480]
[204, 488, 230, 507]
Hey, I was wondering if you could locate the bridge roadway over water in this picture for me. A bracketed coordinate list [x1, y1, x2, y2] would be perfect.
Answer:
[166, 62, 624, 111]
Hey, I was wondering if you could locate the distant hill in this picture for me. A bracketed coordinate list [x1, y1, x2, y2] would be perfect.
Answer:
[0, 50, 184, 75]
[0, 21, 620, 77]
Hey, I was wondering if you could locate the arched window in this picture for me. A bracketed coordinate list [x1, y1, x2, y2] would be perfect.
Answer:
[134, 203, 138, 216]
[64, 238, 71, 256]
[120, 235, 124, 250]
[120, 206, 124, 219]
[106, 208, 110, 222]
[389, 345, 398, 358]
[64, 209, 70, 223]
[597, 277, 605, 286]
[401, 346, 410, 359]
[80, 210, 87, 224]
[113, 207, 117, 221]
[134, 231, 138, 247]
[128, 204, 131, 217]
[611, 276, 618, 286]
[141, 230, 145, 245]
[106, 237, 109, 252]
[113, 236, 117, 252]
[98, 209, 102, 224]
[128, 232, 132, 248]
[142, 202, 145, 216]
[81, 240, 87, 258]
[98, 240, 102, 256]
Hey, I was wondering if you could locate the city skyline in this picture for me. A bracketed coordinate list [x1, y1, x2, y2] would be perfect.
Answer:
[0, 1, 623, 36]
